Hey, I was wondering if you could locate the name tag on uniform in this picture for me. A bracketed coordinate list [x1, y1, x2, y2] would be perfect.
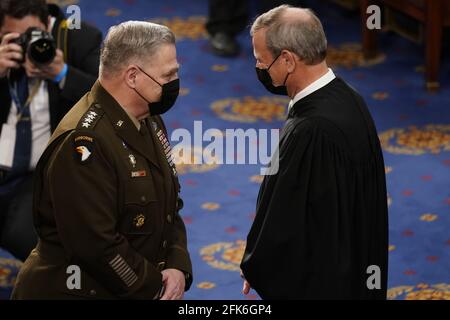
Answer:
[0, 123, 16, 170]
[131, 170, 147, 178]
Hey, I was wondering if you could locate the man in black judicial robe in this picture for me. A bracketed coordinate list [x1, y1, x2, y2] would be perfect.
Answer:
[240, 5, 388, 300]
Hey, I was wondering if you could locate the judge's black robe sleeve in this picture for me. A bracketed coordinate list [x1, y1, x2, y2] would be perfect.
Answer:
[241, 117, 388, 300]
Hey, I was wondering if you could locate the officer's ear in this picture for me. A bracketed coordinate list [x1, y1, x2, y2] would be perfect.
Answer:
[124, 65, 139, 89]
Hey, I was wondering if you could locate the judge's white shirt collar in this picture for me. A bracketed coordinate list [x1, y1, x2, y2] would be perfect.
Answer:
[288, 68, 336, 111]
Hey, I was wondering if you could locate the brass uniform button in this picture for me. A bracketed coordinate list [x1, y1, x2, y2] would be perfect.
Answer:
[140, 195, 146, 203]
[162, 240, 167, 249]
[134, 214, 145, 228]
[167, 215, 172, 224]
[89, 289, 97, 296]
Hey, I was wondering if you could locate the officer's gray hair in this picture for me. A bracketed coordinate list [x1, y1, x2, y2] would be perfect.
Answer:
[250, 5, 327, 65]
[100, 21, 175, 77]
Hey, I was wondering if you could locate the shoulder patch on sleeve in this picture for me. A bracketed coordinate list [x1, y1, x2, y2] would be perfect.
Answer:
[76, 103, 104, 130]
[73, 133, 95, 164]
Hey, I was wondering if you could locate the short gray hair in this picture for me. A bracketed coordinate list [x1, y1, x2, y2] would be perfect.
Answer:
[250, 5, 327, 65]
[100, 21, 175, 76]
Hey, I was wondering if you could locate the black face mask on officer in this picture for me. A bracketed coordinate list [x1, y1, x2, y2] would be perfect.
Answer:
[134, 66, 179, 115]
[255, 53, 290, 96]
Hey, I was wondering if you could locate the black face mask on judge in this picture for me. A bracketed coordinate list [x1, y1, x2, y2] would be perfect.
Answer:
[255, 53, 289, 96]
[134, 66, 180, 115]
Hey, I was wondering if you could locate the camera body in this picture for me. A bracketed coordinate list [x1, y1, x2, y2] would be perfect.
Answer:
[11, 27, 56, 66]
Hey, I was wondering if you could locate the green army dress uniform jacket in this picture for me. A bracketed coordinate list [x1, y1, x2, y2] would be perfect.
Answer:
[11, 81, 192, 299]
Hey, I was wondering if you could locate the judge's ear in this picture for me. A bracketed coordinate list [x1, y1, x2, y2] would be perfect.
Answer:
[281, 50, 297, 73]
[124, 65, 139, 89]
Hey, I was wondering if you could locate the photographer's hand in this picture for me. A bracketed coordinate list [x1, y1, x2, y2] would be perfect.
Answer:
[0, 33, 22, 78]
[24, 49, 65, 80]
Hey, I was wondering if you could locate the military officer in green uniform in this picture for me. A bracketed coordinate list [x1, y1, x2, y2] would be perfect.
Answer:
[11, 21, 192, 299]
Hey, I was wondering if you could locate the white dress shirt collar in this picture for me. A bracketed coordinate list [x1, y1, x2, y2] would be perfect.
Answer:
[288, 68, 336, 111]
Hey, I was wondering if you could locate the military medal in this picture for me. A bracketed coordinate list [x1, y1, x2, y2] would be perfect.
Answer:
[154, 124, 178, 176]
[131, 170, 147, 178]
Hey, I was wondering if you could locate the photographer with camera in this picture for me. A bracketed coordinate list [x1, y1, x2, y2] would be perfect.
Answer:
[0, 0, 102, 261]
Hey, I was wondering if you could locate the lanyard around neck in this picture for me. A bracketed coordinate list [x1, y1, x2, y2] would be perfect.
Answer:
[7, 74, 42, 122]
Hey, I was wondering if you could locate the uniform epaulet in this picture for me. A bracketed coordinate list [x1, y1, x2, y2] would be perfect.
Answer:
[76, 103, 104, 131]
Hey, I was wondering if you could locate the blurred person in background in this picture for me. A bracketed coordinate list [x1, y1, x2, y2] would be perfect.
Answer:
[206, 0, 301, 56]
[0, 0, 101, 261]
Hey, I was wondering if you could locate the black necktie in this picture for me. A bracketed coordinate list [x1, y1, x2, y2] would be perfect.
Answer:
[11, 73, 32, 175]
[139, 120, 149, 136]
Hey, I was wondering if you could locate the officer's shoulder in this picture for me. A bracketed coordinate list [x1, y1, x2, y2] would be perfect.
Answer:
[66, 102, 106, 150]
[67, 104, 109, 165]
[45, 103, 106, 169]
[75, 103, 105, 132]
[48, 97, 103, 146]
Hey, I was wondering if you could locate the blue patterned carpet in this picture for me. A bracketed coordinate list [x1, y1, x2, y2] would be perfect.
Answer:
[1, 0, 449, 300]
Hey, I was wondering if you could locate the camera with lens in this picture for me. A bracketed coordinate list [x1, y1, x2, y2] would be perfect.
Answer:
[10, 27, 56, 66]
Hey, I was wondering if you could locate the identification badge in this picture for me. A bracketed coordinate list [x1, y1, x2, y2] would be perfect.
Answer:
[0, 123, 16, 170]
